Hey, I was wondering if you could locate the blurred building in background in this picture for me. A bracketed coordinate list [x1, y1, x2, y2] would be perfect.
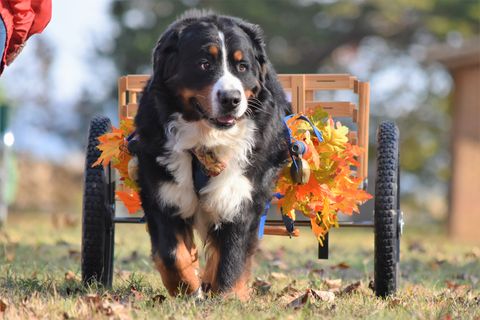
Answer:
[431, 37, 480, 243]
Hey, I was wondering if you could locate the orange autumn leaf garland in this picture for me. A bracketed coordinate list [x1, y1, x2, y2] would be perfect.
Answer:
[276, 108, 372, 244]
[92, 118, 141, 214]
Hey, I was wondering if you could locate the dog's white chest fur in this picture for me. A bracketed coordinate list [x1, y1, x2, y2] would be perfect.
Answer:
[156, 114, 256, 237]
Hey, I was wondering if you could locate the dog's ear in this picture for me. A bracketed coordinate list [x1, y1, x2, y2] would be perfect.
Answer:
[151, 25, 181, 84]
[234, 20, 268, 83]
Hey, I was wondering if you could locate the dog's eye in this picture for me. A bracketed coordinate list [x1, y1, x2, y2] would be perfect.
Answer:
[237, 63, 248, 73]
[199, 61, 210, 71]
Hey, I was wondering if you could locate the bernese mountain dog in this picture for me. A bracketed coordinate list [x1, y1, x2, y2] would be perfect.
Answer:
[134, 10, 291, 300]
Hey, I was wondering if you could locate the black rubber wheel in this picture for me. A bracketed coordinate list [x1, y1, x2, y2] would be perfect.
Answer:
[374, 121, 401, 297]
[81, 116, 115, 287]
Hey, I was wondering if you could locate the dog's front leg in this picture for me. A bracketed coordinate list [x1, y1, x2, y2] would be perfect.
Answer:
[143, 199, 201, 297]
[204, 221, 258, 301]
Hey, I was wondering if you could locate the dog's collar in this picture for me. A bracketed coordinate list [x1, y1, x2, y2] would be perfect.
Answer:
[190, 146, 226, 195]
[190, 146, 226, 177]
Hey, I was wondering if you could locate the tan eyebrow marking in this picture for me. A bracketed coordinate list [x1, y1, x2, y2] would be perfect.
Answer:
[209, 45, 219, 57]
[233, 50, 243, 62]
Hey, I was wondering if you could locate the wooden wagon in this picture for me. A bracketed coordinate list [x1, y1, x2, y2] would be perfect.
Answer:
[81, 73, 403, 297]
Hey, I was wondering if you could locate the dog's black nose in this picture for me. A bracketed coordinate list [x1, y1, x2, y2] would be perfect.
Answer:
[217, 90, 241, 111]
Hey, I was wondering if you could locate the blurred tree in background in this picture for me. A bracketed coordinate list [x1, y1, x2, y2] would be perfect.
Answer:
[96, 0, 478, 219]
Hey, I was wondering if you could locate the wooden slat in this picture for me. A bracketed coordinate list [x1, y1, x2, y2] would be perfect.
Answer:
[304, 74, 355, 90]
[304, 101, 355, 117]
[125, 74, 149, 92]
[263, 226, 300, 237]
[358, 82, 370, 178]
[130, 92, 138, 105]
[291, 75, 305, 113]
[118, 77, 127, 120]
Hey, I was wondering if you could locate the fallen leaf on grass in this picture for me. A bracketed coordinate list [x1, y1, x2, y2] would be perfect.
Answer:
[65, 271, 79, 281]
[324, 279, 342, 291]
[341, 281, 362, 295]
[277, 284, 301, 304]
[285, 289, 335, 309]
[330, 262, 350, 270]
[0, 297, 7, 312]
[270, 272, 287, 280]
[445, 280, 469, 292]
[252, 279, 272, 295]
[99, 301, 127, 317]
[82, 294, 129, 318]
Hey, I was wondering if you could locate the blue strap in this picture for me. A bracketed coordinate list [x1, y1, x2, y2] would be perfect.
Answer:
[283, 114, 323, 145]
[191, 152, 210, 195]
[258, 193, 285, 239]
[257, 207, 268, 239]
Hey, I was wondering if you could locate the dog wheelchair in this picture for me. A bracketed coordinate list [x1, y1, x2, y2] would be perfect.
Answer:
[81, 74, 403, 297]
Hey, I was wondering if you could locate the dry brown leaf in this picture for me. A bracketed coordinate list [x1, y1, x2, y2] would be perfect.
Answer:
[286, 289, 335, 309]
[330, 262, 350, 270]
[285, 290, 310, 309]
[0, 297, 7, 313]
[270, 272, 287, 280]
[445, 280, 469, 292]
[311, 289, 335, 303]
[341, 281, 362, 295]
[252, 279, 272, 295]
[278, 283, 301, 297]
[277, 284, 301, 304]
[64, 271, 78, 281]
[324, 279, 342, 290]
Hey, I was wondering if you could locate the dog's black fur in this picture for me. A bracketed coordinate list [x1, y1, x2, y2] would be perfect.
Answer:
[134, 10, 291, 298]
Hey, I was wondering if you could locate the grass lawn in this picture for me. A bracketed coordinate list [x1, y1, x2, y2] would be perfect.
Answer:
[0, 212, 479, 319]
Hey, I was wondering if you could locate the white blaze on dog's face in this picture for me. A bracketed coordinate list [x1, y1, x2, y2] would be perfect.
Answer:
[210, 32, 248, 126]
[172, 22, 263, 130]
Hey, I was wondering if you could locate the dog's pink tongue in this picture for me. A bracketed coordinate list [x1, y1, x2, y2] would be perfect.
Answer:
[217, 115, 236, 124]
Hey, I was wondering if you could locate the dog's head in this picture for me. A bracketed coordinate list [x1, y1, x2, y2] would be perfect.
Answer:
[151, 11, 269, 130]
